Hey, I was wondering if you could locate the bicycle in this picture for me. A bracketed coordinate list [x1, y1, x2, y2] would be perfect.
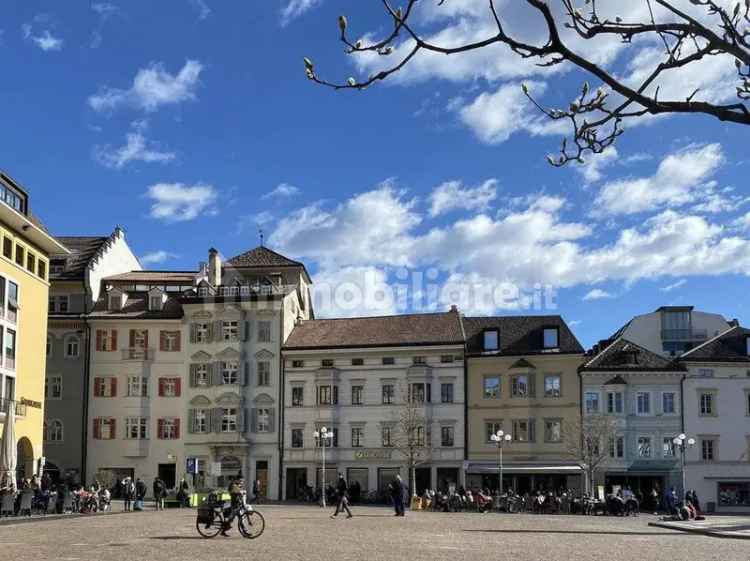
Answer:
[196, 493, 265, 539]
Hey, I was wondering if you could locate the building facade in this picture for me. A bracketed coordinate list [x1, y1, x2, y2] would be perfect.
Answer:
[464, 316, 585, 493]
[0, 171, 68, 485]
[281, 310, 465, 500]
[44, 228, 140, 483]
[579, 338, 686, 499]
[681, 326, 750, 513]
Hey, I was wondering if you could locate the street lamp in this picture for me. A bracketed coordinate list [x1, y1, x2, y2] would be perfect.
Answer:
[313, 427, 334, 508]
[673, 433, 696, 500]
[490, 430, 512, 495]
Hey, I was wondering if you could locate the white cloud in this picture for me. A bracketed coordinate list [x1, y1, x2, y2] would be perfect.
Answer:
[582, 289, 614, 301]
[594, 144, 725, 216]
[189, 0, 211, 20]
[280, 0, 321, 27]
[660, 279, 687, 293]
[89, 60, 203, 113]
[735, 212, 750, 231]
[22, 24, 63, 51]
[262, 183, 300, 200]
[429, 179, 497, 217]
[92, 3, 119, 19]
[94, 123, 176, 169]
[576, 147, 619, 185]
[236, 211, 274, 235]
[146, 182, 217, 222]
[140, 250, 178, 265]
[312, 266, 399, 318]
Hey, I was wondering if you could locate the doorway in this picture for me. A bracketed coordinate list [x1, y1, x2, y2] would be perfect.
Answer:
[16, 437, 33, 484]
[158, 463, 176, 489]
[256, 460, 268, 498]
[286, 468, 307, 500]
[415, 467, 431, 496]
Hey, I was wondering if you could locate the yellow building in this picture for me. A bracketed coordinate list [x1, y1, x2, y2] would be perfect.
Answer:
[0, 171, 68, 483]
[463, 316, 586, 494]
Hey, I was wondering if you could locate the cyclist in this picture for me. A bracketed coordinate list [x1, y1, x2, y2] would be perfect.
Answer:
[221, 477, 245, 537]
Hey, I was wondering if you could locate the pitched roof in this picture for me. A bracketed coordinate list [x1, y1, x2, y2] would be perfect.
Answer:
[679, 326, 750, 363]
[284, 311, 465, 350]
[580, 338, 682, 372]
[89, 293, 183, 320]
[226, 246, 304, 269]
[51, 236, 110, 280]
[463, 315, 583, 355]
[104, 270, 196, 283]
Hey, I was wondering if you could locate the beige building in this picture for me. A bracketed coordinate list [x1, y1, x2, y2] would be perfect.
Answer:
[464, 316, 585, 493]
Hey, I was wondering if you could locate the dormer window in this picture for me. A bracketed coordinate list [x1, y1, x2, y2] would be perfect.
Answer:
[149, 295, 163, 311]
[483, 329, 499, 352]
[543, 327, 559, 349]
[109, 294, 122, 311]
[746, 336, 750, 356]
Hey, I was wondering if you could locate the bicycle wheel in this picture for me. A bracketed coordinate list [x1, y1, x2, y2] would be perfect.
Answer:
[238, 510, 265, 539]
[196, 515, 223, 539]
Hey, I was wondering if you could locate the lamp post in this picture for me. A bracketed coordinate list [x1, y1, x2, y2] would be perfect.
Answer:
[673, 433, 695, 500]
[490, 430, 512, 495]
[313, 427, 333, 508]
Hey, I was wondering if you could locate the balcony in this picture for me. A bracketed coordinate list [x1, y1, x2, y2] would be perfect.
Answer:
[0, 398, 27, 417]
[122, 348, 153, 361]
[661, 328, 708, 342]
[183, 284, 295, 299]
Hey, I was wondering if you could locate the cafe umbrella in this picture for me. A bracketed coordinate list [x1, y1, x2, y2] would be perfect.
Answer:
[0, 400, 17, 490]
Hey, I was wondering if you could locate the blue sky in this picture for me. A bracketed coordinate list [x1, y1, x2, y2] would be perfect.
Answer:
[1, 1, 749, 346]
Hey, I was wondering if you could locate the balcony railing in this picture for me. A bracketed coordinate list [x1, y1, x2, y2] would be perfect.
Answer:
[122, 347, 152, 361]
[661, 328, 708, 342]
[4, 356, 15, 371]
[184, 284, 295, 299]
[0, 398, 27, 417]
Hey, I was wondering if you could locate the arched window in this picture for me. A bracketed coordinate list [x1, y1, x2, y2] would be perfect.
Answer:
[49, 420, 63, 442]
[64, 335, 80, 358]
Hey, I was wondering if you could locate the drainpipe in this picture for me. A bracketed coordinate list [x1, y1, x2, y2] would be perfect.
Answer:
[577, 368, 586, 494]
[277, 300, 285, 501]
[80, 279, 91, 486]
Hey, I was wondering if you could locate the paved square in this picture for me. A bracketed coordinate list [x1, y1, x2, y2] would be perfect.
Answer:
[0, 505, 748, 561]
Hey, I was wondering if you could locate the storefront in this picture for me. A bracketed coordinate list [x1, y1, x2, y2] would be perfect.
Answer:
[465, 462, 584, 494]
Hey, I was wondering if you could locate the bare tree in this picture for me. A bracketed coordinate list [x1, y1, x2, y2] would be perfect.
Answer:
[306, 1, 750, 166]
[391, 383, 432, 497]
[562, 414, 618, 495]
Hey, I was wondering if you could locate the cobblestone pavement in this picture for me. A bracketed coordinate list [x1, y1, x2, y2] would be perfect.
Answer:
[1, 505, 749, 561]
[650, 516, 750, 540]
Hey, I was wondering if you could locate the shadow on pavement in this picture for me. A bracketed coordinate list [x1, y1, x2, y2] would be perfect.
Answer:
[149, 536, 207, 540]
[463, 529, 688, 537]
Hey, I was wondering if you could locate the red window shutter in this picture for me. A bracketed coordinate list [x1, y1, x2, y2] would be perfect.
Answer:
[96, 330, 103, 351]
[111, 330, 118, 351]
[175, 331, 181, 352]
[93, 377, 102, 397]
[160, 331, 166, 352]
[174, 418, 180, 440]
[129, 329, 135, 348]
[157, 419, 164, 439]
[174, 377, 181, 397]
[93, 419, 101, 439]
[110, 419, 116, 440]
[110, 377, 117, 397]
[158, 378, 164, 397]
[144, 331, 149, 350]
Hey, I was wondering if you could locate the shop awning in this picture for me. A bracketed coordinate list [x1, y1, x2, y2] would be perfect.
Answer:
[466, 462, 583, 475]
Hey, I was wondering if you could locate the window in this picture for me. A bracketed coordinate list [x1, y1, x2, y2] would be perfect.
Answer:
[161, 331, 180, 352]
[409, 383, 430, 403]
[221, 361, 239, 385]
[698, 368, 714, 378]
[37, 260, 46, 280]
[440, 355, 454, 364]
[483, 376, 501, 399]
[441, 426, 455, 447]
[158, 418, 180, 440]
[14, 245, 24, 267]
[291, 360, 304, 368]
[585, 392, 600, 414]
[636, 392, 651, 415]
[382, 357, 395, 365]
[321, 359, 334, 368]
[512, 419, 535, 442]
[412, 356, 426, 365]
[441, 383, 454, 403]
[127, 376, 148, 397]
[93, 418, 116, 440]
[46, 336, 51, 357]
[351, 427, 364, 447]
[257, 320, 271, 343]
[747, 391, 750, 416]
[414, 426, 426, 447]
[700, 392, 715, 416]
[543, 327, 559, 349]
[544, 419, 562, 442]
[351, 358, 364, 366]
[663, 437, 676, 457]
[485, 422, 503, 443]
[93, 377, 117, 397]
[382, 384, 394, 404]
[382, 426, 393, 447]
[317, 385, 338, 405]
[719, 482, 750, 507]
[195, 322, 210, 343]
[221, 408, 238, 432]
[511, 375, 529, 397]
[609, 436, 625, 458]
[257, 361, 270, 386]
[483, 330, 499, 351]
[97, 329, 117, 351]
[2, 237, 11, 259]
[257, 408, 271, 432]
[194, 364, 209, 387]
[7, 281, 18, 323]
[291, 386, 304, 407]
[159, 377, 180, 397]
[64, 335, 80, 358]
[5, 329, 16, 369]
[193, 409, 208, 433]
[149, 296, 163, 311]
[125, 417, 148, 439]
[701, 439, 715, 461]
[746, 336, 750, 356]
[222, 321, 239, 341]
[291, 428, 304, 448]
[637, 436, 652, 458]
[49, 295, 69, 313]
[662, 392, 676, 414]
[351, 385, 363, 405]
[544, 375, 561, 398]
[26, 253, 35, 273]
[109, 294, 122, 311]
[46, 376, 62, 399]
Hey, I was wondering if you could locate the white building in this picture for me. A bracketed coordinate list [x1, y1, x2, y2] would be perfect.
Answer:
[680, 326, 750, 513]
[281, 310, 465, 501]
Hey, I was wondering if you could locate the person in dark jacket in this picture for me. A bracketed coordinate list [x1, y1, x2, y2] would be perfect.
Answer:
[390, 474, 408, 516]
[134, 478, 147, 511]
[331, 473, 352, 518]
[686, 489, 701, 512]
[176, 477, 190, 508]
[153, 477, 166, 510]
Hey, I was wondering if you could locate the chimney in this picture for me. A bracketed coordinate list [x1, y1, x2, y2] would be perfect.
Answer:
[450, 304, 459, 313]
[729, 318, 740, 328]
[208, 248, 221, 287]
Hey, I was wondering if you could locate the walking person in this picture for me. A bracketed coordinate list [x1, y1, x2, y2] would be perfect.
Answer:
[122, 477, 135, 512]
[391, 474, 408, 517]
[134, 477, 147, 511]
[330, 473, 352, 519]
[252, 479, 261, 503]
[153, 477, 166, 510]
[176, 477, 190, 508]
